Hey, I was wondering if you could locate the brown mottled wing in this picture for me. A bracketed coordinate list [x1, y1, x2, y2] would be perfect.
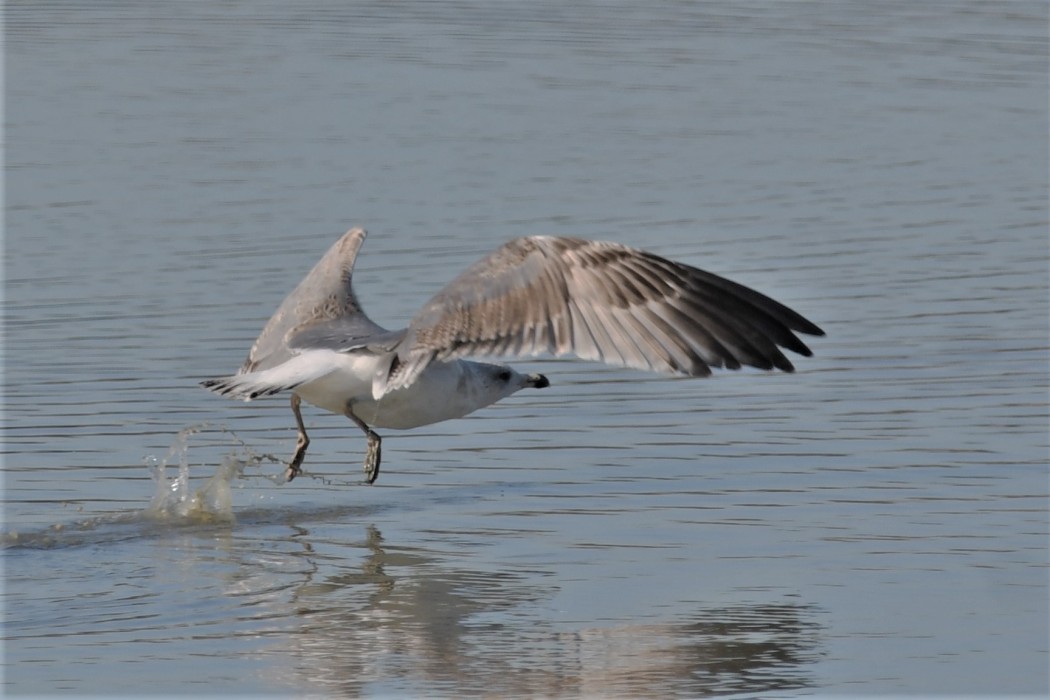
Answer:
[239, 227, 386, 373]
[378, 235, 824, 395]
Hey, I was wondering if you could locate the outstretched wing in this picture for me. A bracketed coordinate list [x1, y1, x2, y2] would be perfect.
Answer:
[240, 227, 386, 373]
[377, 235, 824, 396]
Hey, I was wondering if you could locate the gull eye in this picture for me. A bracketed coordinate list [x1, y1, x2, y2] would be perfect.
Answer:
[497, 369, 512, 382]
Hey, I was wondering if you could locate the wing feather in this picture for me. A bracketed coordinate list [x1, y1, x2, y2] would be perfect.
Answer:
[377, 236, 824, 395]
[239, 227, 386, 373]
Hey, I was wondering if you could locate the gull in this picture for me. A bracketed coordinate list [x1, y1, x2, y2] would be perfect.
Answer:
[201, 227, 824, 484]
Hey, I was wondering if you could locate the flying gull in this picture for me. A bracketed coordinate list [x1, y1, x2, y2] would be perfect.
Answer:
[202, 228, 824, 484]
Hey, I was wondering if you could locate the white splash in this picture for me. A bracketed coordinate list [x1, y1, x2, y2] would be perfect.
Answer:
[144, 425, 254, 524]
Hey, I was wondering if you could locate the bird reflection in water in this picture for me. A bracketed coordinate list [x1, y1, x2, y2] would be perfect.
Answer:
[267, 526, 823, 697]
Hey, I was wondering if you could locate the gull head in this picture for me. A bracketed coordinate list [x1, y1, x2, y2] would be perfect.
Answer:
[471, 363, 550, 403]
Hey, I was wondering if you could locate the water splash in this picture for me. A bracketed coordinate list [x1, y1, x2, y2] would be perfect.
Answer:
[3, 426, 284, 549]
[143, 424, 273, 524]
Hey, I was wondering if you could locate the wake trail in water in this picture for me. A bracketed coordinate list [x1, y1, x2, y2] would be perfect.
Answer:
[3, 424, 283, 549]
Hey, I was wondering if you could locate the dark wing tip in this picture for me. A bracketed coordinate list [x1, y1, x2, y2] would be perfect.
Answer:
[796, 319, 826, 338]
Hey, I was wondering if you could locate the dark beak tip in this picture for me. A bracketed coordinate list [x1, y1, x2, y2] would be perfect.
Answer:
[531, 373, 550, 389]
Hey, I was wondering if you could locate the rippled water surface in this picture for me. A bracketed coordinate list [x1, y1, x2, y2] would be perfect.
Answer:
[5, 1, 1048, 697]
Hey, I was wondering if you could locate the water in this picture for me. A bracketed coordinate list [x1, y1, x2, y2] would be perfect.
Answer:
[5, 1, 1048, 696]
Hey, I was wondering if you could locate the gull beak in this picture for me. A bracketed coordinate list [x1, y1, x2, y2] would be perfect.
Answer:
[527, 373, 550, 389]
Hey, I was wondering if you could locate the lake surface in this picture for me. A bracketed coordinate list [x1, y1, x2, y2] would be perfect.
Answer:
[5, 1, 1048, 697]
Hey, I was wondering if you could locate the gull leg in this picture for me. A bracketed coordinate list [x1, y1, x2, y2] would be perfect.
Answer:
[345, 407, 382, 485]
[286, 393, 310, 483]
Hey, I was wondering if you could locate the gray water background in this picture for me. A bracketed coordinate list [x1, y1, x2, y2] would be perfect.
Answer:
[4, 1, 1048, 696]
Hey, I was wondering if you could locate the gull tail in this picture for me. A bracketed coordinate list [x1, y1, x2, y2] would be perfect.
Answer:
[200, 373, 303, 401]
[201, 349, 340, 401]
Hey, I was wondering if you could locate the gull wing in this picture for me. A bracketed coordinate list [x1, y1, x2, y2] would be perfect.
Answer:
[377, 236, 824, 396]
[239, 227, 386, 373]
